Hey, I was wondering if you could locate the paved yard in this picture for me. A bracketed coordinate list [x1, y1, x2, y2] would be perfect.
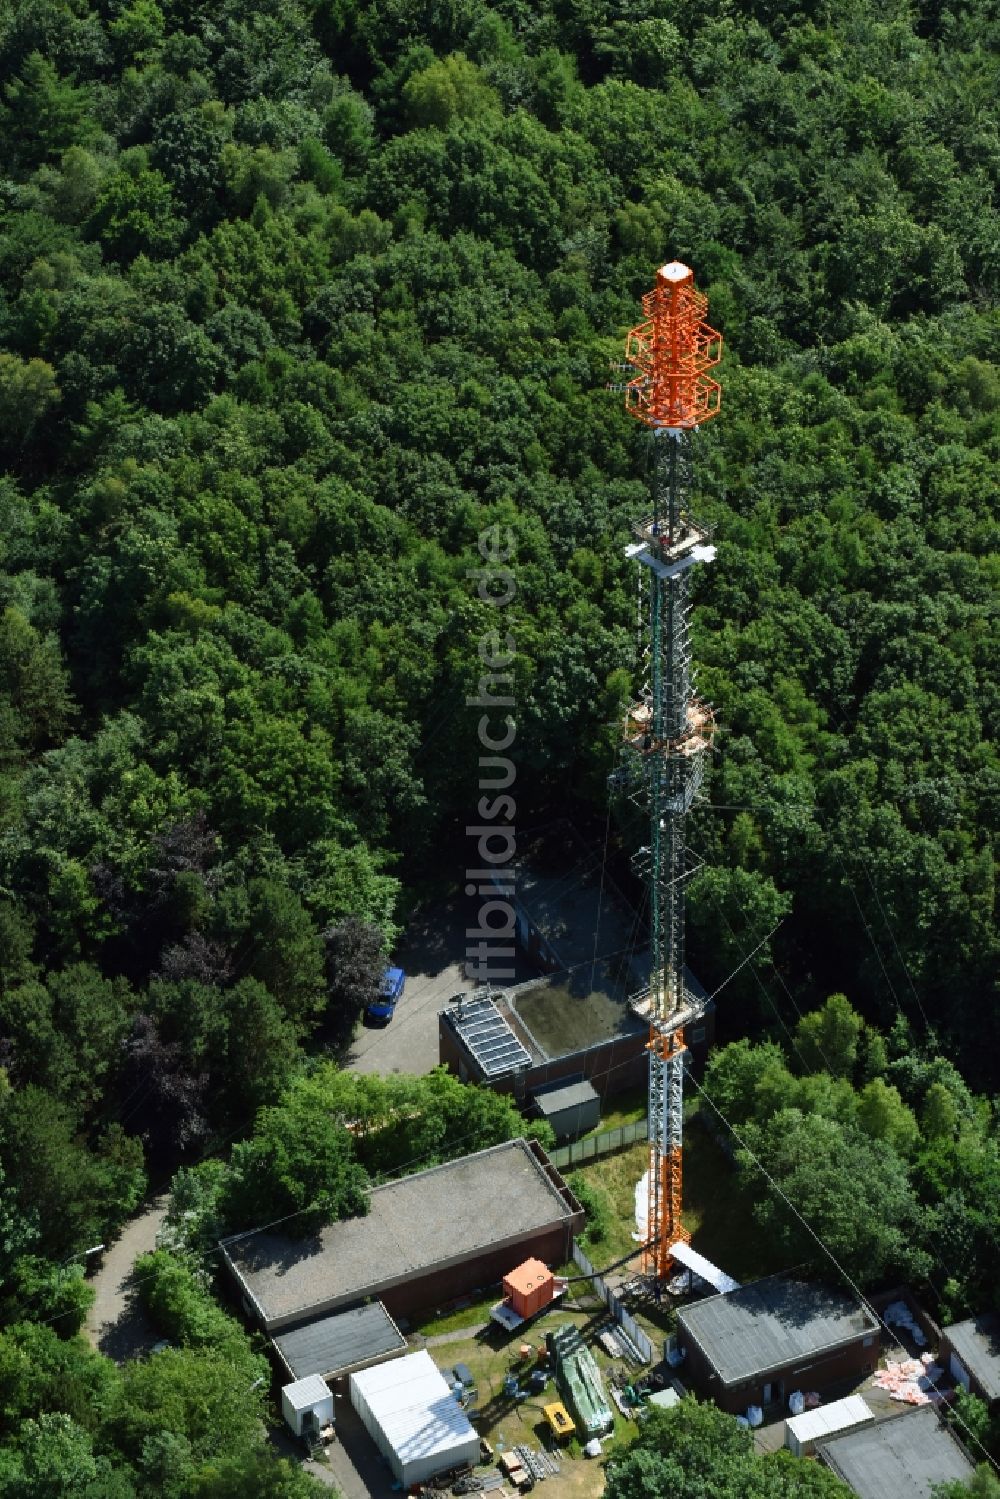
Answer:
[344, 898, 535, 1078]
[751, 1356, 934, 1456]
[271, 1403, 402, 1499]
[314, 1397, 406, 1499]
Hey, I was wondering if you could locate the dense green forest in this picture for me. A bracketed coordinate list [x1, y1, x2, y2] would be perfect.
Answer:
[703, 993, 1000, 1319]
[0, 0, 997, 1487]
[605, 1398, 853, 1498]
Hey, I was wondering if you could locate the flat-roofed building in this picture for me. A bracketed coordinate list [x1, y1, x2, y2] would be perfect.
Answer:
[940, 1312, 1000, 1410]
[273, 1301, 406, 1384]
[817, 1406, 975, 1499]
[350, 1350, 480, 1488]
[676, 1276, 880, 1415]
[222, 1137, 583, 1332]
[439, 831, 713, 1104]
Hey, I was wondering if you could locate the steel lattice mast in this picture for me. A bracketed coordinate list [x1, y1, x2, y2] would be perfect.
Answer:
[616, 262, 722, 1282]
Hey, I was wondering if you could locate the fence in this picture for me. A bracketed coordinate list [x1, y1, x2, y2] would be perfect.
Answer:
[550, 1116, 648, 1170]
[571, 1241, 655, 1364]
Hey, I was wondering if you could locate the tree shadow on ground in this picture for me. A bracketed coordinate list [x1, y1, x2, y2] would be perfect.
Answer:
[96, 1266, 158, 1363]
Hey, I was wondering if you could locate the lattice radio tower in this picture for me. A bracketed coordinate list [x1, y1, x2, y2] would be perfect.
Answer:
[614, 262, 722, 1282]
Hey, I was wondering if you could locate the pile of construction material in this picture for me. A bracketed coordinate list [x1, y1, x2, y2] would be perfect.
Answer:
[596, 1320, 647, 1368]
[872, 1353, 945, 1405]
[498, 1445, 560, 1491]
[514, 1445, 560, 1481]
[451, 1473, 504, 1494]
[547, 1325, 614, 1439]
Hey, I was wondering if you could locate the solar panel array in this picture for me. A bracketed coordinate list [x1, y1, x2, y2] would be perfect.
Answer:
[450, 993, 532, 1078]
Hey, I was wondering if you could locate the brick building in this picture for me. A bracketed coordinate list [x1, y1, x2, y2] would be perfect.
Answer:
[676, 1276, 881, 1416]
[939, 1312, 1000, 1410]
[817, 1406, 975, 1498]
[439, 984, 653, 1103]
[440, 835, 712, 1104]
[220, 1138, 583, 1334]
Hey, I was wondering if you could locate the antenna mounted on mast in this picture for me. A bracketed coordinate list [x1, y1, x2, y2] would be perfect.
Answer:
[614, 261, 723, 1282]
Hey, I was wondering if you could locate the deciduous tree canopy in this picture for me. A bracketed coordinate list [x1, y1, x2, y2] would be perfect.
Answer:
[0, 0, 996, 1485]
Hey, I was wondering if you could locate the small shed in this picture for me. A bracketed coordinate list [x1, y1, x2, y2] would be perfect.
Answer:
[785, 1394, 874, 1458]
[532, 1078, 600, 1141]
[349, 1349, 479, 1488]
[504, 1258, 555, 1321]
[646, 1387, 681, 1411]
[939, 1312, 1000, 1409]
[281, 1375, 334, 1439]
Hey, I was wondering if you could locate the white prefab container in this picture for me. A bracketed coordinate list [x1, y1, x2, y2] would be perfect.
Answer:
[281, 1374, 334, 1438]
[349, 1350, 480, 1488]
[785, 1394, 874, 1458]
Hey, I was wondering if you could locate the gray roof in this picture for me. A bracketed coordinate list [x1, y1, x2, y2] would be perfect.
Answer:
[817, 1406, 974, 1499]
[677, 1277, 879, 1386]
[532, 1079, 599, 1116]
[446, 993, 532, 1078]
[514, 854, 634, 970]
[222, 1138, 579, 1331]
[274, 1301, 406, 1382]
[943, 1312, 1000, 1402]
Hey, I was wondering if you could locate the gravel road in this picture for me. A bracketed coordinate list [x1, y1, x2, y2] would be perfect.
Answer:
[83, 1194, 170, 1362]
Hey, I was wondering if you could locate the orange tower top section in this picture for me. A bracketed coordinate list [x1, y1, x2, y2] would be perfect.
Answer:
[624, 261, 722, 430]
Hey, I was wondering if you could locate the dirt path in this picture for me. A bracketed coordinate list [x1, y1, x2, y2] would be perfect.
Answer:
[421, 1323, 489, 1346]
[84, 1194, 169, 1362]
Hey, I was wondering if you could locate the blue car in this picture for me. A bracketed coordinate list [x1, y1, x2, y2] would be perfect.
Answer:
[366, 966, 405, 1023]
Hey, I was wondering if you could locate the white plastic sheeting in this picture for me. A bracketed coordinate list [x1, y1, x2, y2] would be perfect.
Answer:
[883, 1299, 927, 1346]
[349, 1350, 479, 1488]
[633, 1171, 741, 1296]
[785, 1394, 874, 1458]
[667, 1241, 741, 1295]
[633, 1170, 649, 1243]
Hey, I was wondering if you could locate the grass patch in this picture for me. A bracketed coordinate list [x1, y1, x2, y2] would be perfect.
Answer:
[407, 1285, 502, 1337]
[680, 1102, 792, 1282]
[417, 1303, 641, 1457]
[569, 1103, 792, 1286]
[581, 1087, 647, 1140]
[570, 1141, 648, 1269]
[408, 1261, 579, 1339]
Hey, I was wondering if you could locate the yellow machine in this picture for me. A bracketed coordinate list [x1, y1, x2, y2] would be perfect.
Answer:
[543, 1401, 575, 1440]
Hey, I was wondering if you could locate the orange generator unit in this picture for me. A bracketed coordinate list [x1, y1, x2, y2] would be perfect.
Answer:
[503, 1258, 555, 1321]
